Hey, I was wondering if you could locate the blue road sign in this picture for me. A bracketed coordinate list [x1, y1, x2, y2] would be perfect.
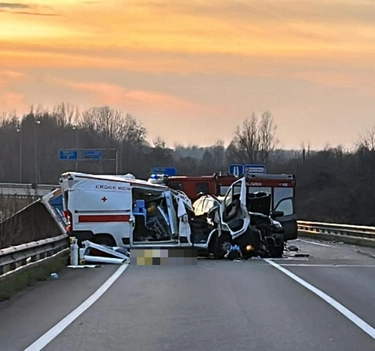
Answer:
[59, 150, 78, 160]
[82, 150, 102, 160]
[152, 167, 177, 176]
[243, 164, 266, 174]
[228, 164, 243, 177]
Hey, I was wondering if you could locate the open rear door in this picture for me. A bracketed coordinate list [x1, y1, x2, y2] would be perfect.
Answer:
[274, 197, 297, 241]
[219, 177, 250, 240]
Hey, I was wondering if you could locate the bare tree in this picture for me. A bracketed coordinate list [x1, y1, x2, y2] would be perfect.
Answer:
[153, 137, 167, 149]
[227, 111, 278, 165]
[52, 103, 80, 127]
[259, 111, 278, 164]
[356, 126, 375, 152]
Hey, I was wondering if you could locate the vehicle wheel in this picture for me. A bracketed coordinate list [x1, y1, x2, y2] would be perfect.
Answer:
[93, 234, 116, 247]
[268, 241, 284, 258]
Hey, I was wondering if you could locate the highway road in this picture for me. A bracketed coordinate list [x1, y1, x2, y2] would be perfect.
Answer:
[1, 238, 375, 351]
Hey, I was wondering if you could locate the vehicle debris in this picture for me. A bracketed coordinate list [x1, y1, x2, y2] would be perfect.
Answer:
[68, 238, 129, 267]
[80, 240, 130, 265]
[287, 245, 299, 252]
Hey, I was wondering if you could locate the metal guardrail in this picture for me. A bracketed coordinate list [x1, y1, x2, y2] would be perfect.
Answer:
[0, 234, 69, 277]
[297, 220, 375, 240]
[0, 183, 59, 197]
[1, 219, 374, 278]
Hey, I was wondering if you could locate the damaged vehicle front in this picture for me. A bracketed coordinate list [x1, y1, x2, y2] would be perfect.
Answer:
[190, 177, 286, 259]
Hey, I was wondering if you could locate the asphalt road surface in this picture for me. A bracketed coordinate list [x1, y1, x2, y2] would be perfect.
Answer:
[1, 238, 375, 351]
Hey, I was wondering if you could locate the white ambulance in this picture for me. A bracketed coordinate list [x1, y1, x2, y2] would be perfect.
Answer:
[59, 172, 194, 248]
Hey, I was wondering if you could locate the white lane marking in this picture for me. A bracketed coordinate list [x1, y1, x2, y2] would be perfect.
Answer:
[265, 259, 375, 340]
[25, 263, 129, 351]
[298, 239, 333, 247]
[280, 264, 375, 267]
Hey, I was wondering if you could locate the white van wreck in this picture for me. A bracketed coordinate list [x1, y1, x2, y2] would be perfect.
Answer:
[59, 172, 194, 248]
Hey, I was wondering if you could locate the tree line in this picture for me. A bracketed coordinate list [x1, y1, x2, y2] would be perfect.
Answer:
[1, 103, 374, 225]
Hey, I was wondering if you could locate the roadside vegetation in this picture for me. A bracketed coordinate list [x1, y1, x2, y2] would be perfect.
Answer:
[1, 103, 374, 225]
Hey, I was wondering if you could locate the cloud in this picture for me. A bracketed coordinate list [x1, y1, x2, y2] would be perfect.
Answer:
[0, 3, 29, 9]
[0, 92, 27, 112]
[0, 2, 57, 16]
[0, 9, 58, 16]
[58, 80, 220, 116]
[0, 70, 24, 89]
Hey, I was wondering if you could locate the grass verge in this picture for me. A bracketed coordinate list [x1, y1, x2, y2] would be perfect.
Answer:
[0, 249, 69, 301]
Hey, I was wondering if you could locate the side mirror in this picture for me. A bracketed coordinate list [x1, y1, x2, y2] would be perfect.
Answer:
[271, 210, 284, 218]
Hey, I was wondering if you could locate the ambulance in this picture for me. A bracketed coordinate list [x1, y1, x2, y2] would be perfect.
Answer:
[59, 172, 194, 248]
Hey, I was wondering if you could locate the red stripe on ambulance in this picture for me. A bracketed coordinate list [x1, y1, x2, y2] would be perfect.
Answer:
[78, 215, 130, 223]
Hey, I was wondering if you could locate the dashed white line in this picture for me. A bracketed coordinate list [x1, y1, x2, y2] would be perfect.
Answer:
[265, 259, 375, 340]
[24, 263, 129, 351]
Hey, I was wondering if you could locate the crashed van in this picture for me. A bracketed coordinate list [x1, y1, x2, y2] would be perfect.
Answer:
[191, 181, 286, 258]
[59, 172, 194, 248]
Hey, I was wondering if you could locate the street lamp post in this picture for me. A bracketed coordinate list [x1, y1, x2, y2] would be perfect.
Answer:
[72, 126, 78, 171]
[34, 120, 41, 185]
[16, 126, 22, 183]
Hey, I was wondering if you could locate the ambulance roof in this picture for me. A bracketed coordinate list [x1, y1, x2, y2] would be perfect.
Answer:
[60, 172, 169, 190]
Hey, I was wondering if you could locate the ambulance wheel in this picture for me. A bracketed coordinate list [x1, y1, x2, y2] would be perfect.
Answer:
[93, 234, 116, 247]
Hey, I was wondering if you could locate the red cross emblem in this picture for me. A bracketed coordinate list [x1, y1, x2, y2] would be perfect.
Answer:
[101, 196, 108, 202]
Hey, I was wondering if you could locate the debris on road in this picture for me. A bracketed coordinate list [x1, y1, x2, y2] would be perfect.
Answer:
[67, 265, 100, 269]
[80, 240, 130, 265]
[287, 245, 299, 252]
[68, 238, 130, 267]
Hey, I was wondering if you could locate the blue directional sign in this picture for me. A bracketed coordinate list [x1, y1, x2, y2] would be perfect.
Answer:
[82, 150, 102, 160]
[243, 164, 266, 174]
[228, 164, 243, 177]
[152, 167, 177, 176]
[59, 150, 78, 161]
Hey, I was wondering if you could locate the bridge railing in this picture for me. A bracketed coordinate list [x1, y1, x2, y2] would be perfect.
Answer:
[297, 220, 375, 244]
[0, 183, 59, 197]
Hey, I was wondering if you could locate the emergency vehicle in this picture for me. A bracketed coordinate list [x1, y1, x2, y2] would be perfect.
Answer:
[59, 172, 194, 248]
[150, 172, 298, 241]
[60, 171, 279, 258]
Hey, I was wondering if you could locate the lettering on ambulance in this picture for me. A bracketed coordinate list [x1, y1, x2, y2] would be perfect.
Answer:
[95, 184, 131, 191]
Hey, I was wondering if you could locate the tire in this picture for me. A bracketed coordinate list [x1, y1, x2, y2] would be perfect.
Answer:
[92, 234, 116, 247]
[268, 239, 285, 258]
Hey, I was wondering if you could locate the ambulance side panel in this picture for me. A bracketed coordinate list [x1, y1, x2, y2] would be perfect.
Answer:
[68, 180, 133, 247]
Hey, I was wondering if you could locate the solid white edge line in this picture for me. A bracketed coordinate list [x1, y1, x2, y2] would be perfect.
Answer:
[265, 258, 375, 340]
[280, 264, 375, 267]
[24, 263, 129, 351]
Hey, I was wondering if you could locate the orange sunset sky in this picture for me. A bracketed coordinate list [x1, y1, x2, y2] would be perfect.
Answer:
[1, 0, 374, 149]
